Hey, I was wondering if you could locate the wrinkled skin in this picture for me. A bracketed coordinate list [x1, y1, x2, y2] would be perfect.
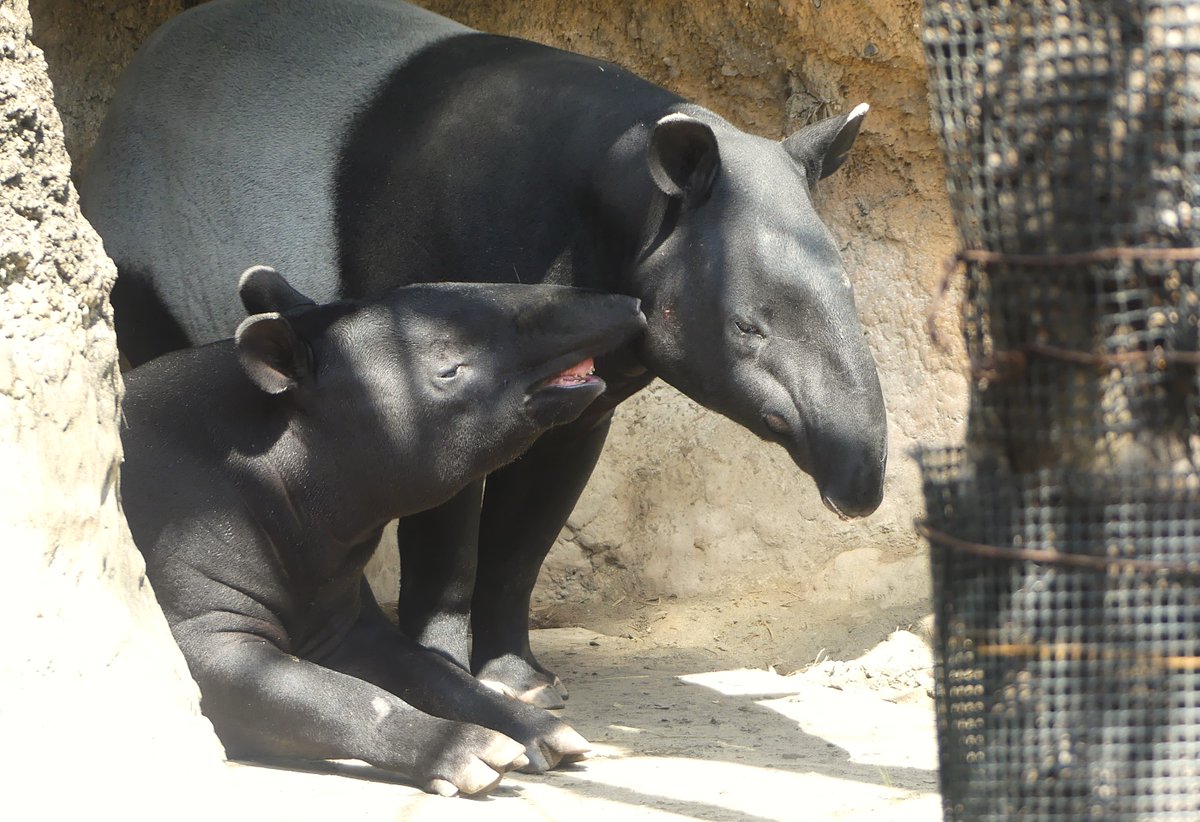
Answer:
[120, 267, 644, 795]
[82, 0, 887, 710]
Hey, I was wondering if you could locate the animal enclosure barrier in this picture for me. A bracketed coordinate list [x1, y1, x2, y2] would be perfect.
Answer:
[919, 1, 1200, 819]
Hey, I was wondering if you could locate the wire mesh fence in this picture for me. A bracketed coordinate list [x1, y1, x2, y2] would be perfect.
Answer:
[920, 1, 1200, 818]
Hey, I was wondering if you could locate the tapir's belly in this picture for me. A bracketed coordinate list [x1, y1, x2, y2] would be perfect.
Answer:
[80, 0, 468, 344]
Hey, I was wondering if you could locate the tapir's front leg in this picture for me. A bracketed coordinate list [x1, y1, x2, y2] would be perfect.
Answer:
[470, 413, 615, 709]
[391, 418, 614, 709]
[189, 636, 527, 796]
[326, 589, 590, 773]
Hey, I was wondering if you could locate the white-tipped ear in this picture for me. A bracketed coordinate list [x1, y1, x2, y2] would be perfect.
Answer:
[238, 265, 316, 315]
[783, 102, 869, 181]
[646, 113, 721, 205]
[235, 312, 310, 394]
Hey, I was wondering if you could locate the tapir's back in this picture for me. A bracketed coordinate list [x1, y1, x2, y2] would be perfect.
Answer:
[81, 0, 468, 354]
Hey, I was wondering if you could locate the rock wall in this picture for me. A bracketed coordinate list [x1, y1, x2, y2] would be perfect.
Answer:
[1, 0, 226, 814]
[27, 0, 966, 664]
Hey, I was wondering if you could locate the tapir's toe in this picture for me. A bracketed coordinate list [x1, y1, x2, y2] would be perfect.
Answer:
[425, 758, 503, 798]
[480, 732, 530, 774]
[480, 677, 567, 710]
[479, 666, 569, 709]
[552, 676, 570, 700]
[516, 725, 591, 773]
[550, 725, 591, 763]
[425, 725, 525, 796]
[427, 778, 460, 797]
[479, 678, 520, 699]
[523, 683, 568, 710]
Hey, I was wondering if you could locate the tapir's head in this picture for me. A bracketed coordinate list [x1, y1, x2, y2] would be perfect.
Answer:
[618, 103, 887, 518]
[233, 267, 644, 509]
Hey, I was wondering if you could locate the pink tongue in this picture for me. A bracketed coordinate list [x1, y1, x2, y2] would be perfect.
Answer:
[550, 358, 595, 386]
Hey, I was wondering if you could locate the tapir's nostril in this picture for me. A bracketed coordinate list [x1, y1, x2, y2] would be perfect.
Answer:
[764, 412, 791, 436]
[820, 476, 884, 520]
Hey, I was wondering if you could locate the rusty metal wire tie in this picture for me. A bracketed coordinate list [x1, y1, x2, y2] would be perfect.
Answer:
[966, 343, 1200, 380]
[925, 253, 967, 350]
[968, 350, 1028, 381]
[970, 642, 1200, 670]
[925, 246, 1200, 351]
[915, 520, 1200, 577]
[954, 246, 1200, 267]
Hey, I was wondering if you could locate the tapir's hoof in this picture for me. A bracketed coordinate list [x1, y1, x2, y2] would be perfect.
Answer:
[425, 766, 501, 799]
[480, 676, 567, 710]
[423, 726, 527, 797]
[515, 725, 591, 773]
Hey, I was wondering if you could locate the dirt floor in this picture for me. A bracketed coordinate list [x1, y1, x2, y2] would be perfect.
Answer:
[220, 615, 941, 821]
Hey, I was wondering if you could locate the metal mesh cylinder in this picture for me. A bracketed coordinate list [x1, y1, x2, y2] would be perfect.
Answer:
[921, 1, 1200, 818]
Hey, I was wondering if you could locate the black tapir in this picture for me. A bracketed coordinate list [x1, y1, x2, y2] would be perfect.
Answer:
[120, 266, 645, 795]
[83, 0, 889, 709]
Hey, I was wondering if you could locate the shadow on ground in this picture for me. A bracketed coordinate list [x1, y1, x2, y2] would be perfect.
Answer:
[226, 626, 939, 821]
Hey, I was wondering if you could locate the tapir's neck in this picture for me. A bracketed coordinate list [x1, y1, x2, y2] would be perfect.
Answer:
[336, 32, 681, 299]
[266, 417, 441, 550]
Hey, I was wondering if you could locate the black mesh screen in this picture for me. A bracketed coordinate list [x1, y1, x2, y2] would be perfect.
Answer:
[920, 1, 1200, 818]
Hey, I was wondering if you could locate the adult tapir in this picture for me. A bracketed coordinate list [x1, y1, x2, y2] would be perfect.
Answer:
[122, 266, 645, 795]
[82, 0, 888, 709]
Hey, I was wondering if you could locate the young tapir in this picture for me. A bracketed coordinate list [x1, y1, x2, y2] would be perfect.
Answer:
[120, 266, 645, 796]
[83, 0, 889, 709]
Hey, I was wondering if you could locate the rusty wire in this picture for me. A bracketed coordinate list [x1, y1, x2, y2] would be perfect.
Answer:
[915, 520, 1200, 578]
[927, 247, 1200, 376]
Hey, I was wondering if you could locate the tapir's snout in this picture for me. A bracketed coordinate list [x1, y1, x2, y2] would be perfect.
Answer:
[758, 333, 888, 520]
[513, 289, 645, 364]
[818, 449, 887, 520]
[514, 289, 645, 428]
[805, 387, 888, 520]
[764, 408, 885, 520]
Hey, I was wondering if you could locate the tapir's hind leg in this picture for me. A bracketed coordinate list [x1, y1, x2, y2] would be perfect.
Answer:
[109, 270, 195, 367]
[190, 635, 526, 796]
[325, 589, 591, 773]
[469, 415, 614, 709]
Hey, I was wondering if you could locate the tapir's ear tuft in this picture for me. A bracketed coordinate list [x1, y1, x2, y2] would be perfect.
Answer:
[783, 102, 869, 182]
[235, 312, 310, 395]
[238, 265, 316, 315]
[646, 113, 721, 206]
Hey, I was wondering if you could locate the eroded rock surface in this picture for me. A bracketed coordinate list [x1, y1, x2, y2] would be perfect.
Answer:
[1, 0, 225, 815]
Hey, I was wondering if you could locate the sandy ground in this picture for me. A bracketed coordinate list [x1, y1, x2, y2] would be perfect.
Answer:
[220, 621, 941, 821]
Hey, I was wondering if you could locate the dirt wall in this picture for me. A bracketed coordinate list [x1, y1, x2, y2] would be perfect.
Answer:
[2, 0, 226, 814]
[28, 0, 965, 666]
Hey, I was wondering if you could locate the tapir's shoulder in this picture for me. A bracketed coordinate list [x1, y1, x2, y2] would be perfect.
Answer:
[120, 343, 273, 466]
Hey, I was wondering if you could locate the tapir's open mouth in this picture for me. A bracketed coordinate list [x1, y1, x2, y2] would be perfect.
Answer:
[525, 356, 609, 427]
[520, 294, 645, 429]
[535, 357, 601, 390]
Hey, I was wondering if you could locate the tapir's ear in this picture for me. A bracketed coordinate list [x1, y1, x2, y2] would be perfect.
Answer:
[646, 113, 721, 205]
[238, 265, 316, 315]
[783, 102, 869, 182]
[235, 312, 310, 395]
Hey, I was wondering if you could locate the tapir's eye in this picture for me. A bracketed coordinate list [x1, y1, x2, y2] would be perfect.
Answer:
[437, 364, 463, 380]
[734, 319, 764, 338]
